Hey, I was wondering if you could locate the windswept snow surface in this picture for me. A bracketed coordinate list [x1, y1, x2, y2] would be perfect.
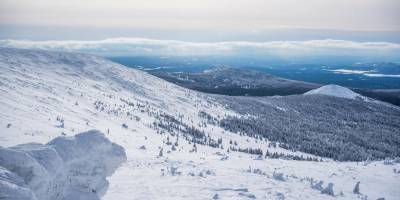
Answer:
[304, 84, 367, 100]
[0, 130, 126, 200]
[0, 48, 399, 200]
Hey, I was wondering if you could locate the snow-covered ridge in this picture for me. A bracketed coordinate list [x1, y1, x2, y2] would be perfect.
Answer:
[0, 48, 398, 200]
[0, 130, 126, 200]
[304, 84, 367, 100]
[0, 48, 232, 145]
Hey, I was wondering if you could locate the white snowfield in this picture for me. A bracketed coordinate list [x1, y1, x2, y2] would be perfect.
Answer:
[304, 84, 368, 100]
[0, 130, 126, 200]
[0, 48, 399, 200]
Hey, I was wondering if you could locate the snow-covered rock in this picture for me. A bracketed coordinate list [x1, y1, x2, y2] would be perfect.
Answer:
[304, 84, 367, 100]
[0, 130, 126, 200]
[0, 166, 37, 200]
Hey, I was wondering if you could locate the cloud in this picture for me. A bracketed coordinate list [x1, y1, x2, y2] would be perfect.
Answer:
[0, 38, 399, 59]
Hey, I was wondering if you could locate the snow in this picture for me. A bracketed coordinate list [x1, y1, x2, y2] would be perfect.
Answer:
[329, 69, 372, 75]
[0, 130, 126, 200]
[0, 48, 399, 200]
[364, 74, 400, 78]
[304, 84, 367, 100]
[329, 69, 400, 78]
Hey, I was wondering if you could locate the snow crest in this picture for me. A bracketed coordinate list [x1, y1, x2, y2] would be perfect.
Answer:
[0, 130, 127, 200]
[304, 84, 366, 100]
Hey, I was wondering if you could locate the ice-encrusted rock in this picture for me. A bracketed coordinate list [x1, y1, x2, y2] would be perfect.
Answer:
[304, 84, 367, 100]
[0, 166, 37, 200]
[0, 130, 126, 200]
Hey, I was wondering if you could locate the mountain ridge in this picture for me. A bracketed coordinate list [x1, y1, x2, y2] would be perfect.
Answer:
[0, 48, 399, 200]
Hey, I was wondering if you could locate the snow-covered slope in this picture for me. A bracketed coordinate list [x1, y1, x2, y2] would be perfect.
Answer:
[304, 84, 367, 100]
[0, 48, 399, 200]
[0, 48, 230, 145]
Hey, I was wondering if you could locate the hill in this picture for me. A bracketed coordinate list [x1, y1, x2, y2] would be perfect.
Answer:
[150, 67, 320, 96]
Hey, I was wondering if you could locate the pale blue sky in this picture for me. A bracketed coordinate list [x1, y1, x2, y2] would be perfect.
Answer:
[0, 0, 399, 41]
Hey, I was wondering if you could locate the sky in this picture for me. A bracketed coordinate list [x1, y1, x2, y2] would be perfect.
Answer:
[0, 0, 399, 59]
[1, 0, 399, 40]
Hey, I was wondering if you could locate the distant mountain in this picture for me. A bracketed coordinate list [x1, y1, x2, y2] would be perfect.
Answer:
[151, 67, 400, 106]
[150, 67, 320, 96]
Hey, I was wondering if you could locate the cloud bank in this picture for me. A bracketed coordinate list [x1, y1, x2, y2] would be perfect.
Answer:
[1, 38, 399, 59]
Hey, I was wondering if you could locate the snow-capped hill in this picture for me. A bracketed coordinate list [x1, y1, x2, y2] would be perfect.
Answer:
[304, 84, 367, 100]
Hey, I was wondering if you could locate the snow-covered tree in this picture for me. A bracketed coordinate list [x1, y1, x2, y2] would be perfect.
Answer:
[321, 183, 334, 196]
[353, 181, 360, 194]
[158, 148, 163, 157]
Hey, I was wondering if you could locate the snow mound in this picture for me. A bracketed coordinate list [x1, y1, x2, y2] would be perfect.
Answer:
[304, 84, 366, 100]
[0, 130, 126, 200]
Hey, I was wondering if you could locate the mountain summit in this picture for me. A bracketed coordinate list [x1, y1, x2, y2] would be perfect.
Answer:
[304, 84, 367, 100]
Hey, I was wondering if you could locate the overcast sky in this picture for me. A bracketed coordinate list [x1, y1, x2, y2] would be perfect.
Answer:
[0, 0, 399, 60]
[0, 0, 399, 41]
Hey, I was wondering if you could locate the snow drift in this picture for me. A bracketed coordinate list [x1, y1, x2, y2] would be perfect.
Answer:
[0, 130, 126, 200]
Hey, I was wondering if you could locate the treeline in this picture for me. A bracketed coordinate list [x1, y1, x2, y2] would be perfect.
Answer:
[265, 151, 320, 162]
[218, 94, 400, 161]
[152, 112, 224, 149]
